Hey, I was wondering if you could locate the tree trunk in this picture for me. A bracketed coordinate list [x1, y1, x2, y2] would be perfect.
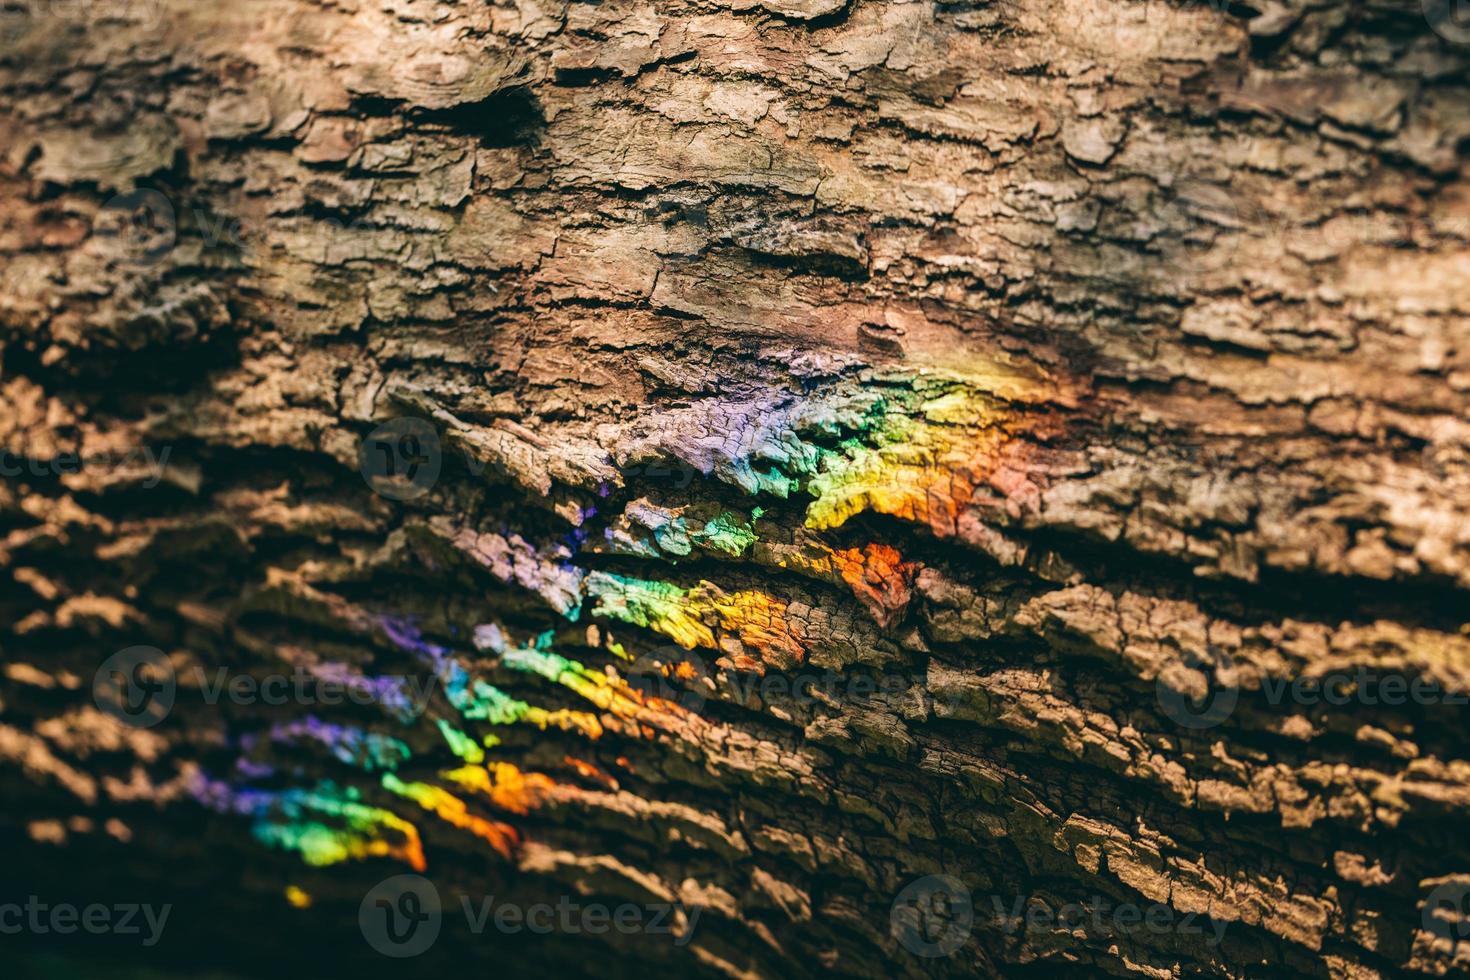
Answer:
[3, 1, 1470, 977]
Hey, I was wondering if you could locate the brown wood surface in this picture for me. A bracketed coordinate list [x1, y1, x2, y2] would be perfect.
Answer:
[2, 1, 1470, 977]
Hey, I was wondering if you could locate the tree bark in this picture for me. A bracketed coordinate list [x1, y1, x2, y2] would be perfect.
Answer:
[3, 1, 1470, 977]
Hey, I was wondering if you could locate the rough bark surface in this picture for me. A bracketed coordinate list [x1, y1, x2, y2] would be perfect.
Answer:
[2, 1, 1470, 977]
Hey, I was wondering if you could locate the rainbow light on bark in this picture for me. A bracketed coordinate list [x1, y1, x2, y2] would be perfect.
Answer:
[773, 542, 917, 628]
[486, 626, 700, 724]
[195, 617, 711, 874]
[189, 359, 1070, 878]
[802, 381, 1018, 536]
[617, 366, 1061, 539]
[585, 571, 804, 670]
[379, 773, 519, 859]
[192, 777, 427, 871]
[262, 718, 411, 771]
[443, 761, 557, 816]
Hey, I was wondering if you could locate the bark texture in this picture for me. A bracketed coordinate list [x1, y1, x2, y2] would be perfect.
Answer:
[2, 0, 1470, 977]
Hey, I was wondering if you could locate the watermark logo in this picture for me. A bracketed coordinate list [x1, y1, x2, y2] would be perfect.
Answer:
[1423, 440, 1467, 482]
[1, 6, 29, 45]
[359, 418, 442, 501]
[1157, 178, 1254, 278]
[890, 875, 973, 957]
[1156, 654, 1239, 730]
[1423, 881, 1470, 942]
[1425, 0, 1470, 44]
[0, 897, 170, 946]
[95, 189, 176, 267]
[360, 875, 442, 958]
[93, 646, 175, 728]
[625, 646, 711, 713]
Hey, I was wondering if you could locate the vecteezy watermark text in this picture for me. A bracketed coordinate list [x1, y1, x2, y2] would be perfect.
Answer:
[93, 646, 438, 728]
[91, 189, 380, 269]
[890, 875, 1226, 957]
[0, 0, 167, 45]
[359, 875, 699, 958]
[625, 645, 964, 715]
[358, 416, 696, 502]
[0, 897, 170, 947]
[460, 894, 695, 943]
[1157, 649, 1470, 729]
[989, 893, 1227, 947]
[0, 447, 171, 487]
